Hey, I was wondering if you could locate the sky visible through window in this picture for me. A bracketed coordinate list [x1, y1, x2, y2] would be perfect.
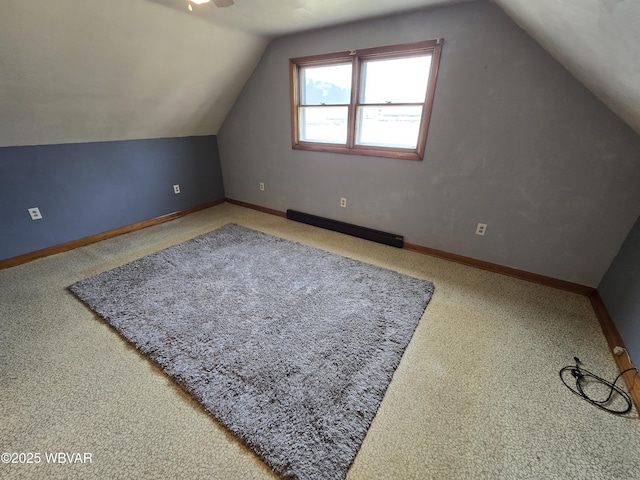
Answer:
[300, 55, 432, 147]
[362, 56, 431, 104]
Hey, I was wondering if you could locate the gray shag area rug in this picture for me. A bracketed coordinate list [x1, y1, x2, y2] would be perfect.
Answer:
[69, 223, 434, 480]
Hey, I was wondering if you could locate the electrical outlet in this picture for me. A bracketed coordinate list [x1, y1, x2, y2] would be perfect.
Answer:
[340, 197, 347, 208]
[28, 207, 42, 220]
[260, 182, 265, 191]
[475, 223, 487, 236]
[173, 184, 181, 194]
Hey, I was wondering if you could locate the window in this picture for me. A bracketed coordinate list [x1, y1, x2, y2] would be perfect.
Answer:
[289, 39, 443, 161]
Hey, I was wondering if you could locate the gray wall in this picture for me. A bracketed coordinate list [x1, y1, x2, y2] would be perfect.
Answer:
[0, 136, 224, 261]
[217, 1, 640, 287]
[599, 217, 640, 367]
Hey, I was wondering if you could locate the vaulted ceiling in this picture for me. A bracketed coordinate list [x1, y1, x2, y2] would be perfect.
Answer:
[1, 0, 638, 147]
[161, 0, 640, 134]
[494, 0, 640, 136]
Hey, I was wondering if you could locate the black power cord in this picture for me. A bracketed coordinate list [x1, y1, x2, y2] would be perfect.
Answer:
[559, 357, 638, 415]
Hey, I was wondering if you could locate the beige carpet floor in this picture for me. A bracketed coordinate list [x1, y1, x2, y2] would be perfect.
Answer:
[2, 202, 639, 479]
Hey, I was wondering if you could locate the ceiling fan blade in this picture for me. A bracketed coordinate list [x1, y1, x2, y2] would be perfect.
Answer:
[213, 0, 234, 7]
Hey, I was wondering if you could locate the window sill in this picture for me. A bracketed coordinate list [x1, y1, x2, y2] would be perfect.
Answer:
[292, 143, 423, 161]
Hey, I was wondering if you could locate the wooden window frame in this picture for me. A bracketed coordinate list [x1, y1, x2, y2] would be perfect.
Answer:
[289, 39, 443, 161]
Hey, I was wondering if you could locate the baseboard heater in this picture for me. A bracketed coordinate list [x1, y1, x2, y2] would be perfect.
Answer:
[286, 210, 404, 248]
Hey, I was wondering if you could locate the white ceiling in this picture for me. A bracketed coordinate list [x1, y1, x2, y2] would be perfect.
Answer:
[1, 0, 639, 146]
[493, 0, 640, 136]
[151, 0, 468, 36]
[165, 0, 640, 135]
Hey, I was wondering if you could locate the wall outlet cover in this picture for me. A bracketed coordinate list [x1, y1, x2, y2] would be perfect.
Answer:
[28, 207, 43, 220]
[476, 223, 487, 236]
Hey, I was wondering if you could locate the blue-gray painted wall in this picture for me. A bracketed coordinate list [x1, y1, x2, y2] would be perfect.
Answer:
[217, 2, 640, 287]
[0, 136, 224, 261]
[599, 217, 640, 367]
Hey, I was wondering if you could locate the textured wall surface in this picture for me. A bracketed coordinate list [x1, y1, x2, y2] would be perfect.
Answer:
[599, 217, 640, 367]
[0, 136, 224, 261]
[217, 1, 640, 287]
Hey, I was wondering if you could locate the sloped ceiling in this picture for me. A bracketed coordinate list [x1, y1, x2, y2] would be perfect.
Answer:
[0, 0, 268, 147]
[493, 0, 640, 136]
[149, 0, 468, 36]
[1, 0, 639, 147]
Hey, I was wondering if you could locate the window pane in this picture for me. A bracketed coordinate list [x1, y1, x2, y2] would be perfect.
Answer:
[300, 106, 348, 144]
[361, 55, 431, 104]
[356, 106, 423, 148]
[301, 64, 352, 105]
